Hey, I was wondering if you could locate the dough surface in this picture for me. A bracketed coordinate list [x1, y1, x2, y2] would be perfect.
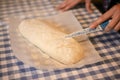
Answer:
[18, 19, 84, 64]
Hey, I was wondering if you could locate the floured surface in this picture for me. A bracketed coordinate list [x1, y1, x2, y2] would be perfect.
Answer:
[8, 11, 103, 69]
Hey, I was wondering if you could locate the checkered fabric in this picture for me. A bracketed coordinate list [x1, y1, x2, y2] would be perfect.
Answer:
[0, 0, 120, 80]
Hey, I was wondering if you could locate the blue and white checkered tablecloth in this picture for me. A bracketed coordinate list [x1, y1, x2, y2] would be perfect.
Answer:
[0, 0, 120, 80]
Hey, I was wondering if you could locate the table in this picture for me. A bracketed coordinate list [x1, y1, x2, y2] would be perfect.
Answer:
[0, 0, 120, 80]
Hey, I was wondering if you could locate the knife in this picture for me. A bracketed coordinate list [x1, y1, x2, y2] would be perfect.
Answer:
[65, 20, 109, 38]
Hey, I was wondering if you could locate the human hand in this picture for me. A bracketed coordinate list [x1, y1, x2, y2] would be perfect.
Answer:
[57, 0, 92, 13]
[90, 4, 120, 32]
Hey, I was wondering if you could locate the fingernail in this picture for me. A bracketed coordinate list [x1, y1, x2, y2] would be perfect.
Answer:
[60, 4, 66, 8]
[88, 10, 93, 14]
[89, 25, 94, 29]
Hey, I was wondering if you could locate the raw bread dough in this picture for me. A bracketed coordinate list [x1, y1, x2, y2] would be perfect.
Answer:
[18, 19, 84, 64]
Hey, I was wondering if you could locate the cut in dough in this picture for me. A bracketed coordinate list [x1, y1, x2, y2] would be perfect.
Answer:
[18, 19, 84, 64]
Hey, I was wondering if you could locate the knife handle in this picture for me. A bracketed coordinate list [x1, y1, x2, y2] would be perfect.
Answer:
[100, 20, 109, 29]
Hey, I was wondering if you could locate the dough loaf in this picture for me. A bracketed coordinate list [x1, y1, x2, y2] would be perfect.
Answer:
[18, 19, 84, 64]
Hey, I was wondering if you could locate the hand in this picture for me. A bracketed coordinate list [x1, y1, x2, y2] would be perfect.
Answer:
[90, 4, 120, 32]
[57, 0, 92, 13]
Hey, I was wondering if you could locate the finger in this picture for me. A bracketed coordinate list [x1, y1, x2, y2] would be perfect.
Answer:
[61, 1, 79, 11]
[56, 0, 68, 10]
[85, 0, 93, 13]
[89, 7, 114, 29]
[105, 14, 120, 32]
[114, 20, 120, 31]
[57, 0, 81, 11]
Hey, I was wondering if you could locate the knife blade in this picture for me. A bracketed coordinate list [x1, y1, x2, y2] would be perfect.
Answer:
[65, 20, 109, 38]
